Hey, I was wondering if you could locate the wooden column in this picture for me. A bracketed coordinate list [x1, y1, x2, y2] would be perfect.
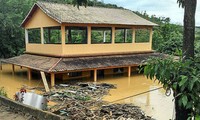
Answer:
[27, 68, 32, 80]
[61, 24, 66, 46]
[111, 26, 115, 44]
[41, 27, 44, 44]
[94, 69, 97, 82]
[51, 73, 55, 87]
[103, 31, 106, 43]
[87, 26, 91, 44]
[12, 64, 15, 74]
[132, 27, 136, 43]
[0, 61, 2, 70]
[149, 28, 153, 49]
[128, 66, 131, 77]
[25, 29, 28, 44]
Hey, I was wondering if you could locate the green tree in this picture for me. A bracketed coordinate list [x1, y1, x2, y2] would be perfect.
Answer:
[177, 0, 197, 59]
[152, 22, 183, 55]
[143, 0, 198, 119]
[142, 57, 200, 120]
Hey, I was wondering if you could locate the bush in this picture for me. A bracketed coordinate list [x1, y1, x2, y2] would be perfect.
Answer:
[0, 87, 7, 97]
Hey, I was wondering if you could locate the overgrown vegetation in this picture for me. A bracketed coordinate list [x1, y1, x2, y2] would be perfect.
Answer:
[142, 0, 198, 119]
[141, 57, 200, 118]
[0, 87, 7, 97]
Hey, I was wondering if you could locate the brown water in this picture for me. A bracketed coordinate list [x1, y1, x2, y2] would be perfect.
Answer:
[0, 64, 44, 98]
[0, 64, 174, 120]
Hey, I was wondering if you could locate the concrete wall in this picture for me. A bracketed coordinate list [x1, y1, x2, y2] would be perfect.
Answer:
[25, 8, 60, 29]
[24, 7, 153, 57]
[0, 96, 63, 120]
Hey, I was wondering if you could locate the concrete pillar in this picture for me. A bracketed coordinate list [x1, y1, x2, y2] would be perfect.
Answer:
[132, 27, 136, 43]
[111, 26, 115, 44]
[25, 29, 28, 44]
[61, 24, 66, 46]
[94, 69, 97, 82]
[103, 31, 106, 43]
[128, 66, 131, 77]
[41, 27, 44, 44]
[87, 26, 91, 44]
[51, 73, 55, 87]
[149, 28, 153, 49]
[12, 64, 15, 74]
[0, 61, 2, 70]
[124, 29, 128, 42]
[27, 68, 32, 80]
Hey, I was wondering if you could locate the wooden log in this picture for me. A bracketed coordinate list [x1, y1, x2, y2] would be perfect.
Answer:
[40, 71, 50, 92]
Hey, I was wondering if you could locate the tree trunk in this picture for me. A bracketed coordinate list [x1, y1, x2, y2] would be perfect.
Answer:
[175, 97, 191, 120]
[182, 0, 197, 59]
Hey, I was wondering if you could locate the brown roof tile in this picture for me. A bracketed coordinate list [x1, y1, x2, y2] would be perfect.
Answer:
[21, 1, 157, 27]
[1, 53, 164, 73]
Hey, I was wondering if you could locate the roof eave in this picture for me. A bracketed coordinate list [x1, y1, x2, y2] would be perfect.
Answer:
[20, 3, 38, 28]
[62, 22, 157, 27]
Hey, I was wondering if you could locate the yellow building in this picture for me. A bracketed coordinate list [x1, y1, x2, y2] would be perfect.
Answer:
[1, 1, 162, 87]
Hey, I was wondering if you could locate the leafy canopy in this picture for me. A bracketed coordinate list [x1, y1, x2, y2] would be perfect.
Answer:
[141, 57, 200, 117]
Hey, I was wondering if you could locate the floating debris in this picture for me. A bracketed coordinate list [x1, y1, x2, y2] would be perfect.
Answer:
[41, 82, 153, 120]
[99, 104, 154, 120]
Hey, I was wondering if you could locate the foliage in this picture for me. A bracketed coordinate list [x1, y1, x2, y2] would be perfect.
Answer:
[0, 0, 35, 58]
[0, 87, 7, 97]
[152, 21, 183, 55]
[141, 57, 200, 118]
[135, 29, 150, 43]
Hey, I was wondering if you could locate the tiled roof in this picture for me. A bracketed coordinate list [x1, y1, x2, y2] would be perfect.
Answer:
[21, 1, 157, 27]
[2, 53, 164, 73]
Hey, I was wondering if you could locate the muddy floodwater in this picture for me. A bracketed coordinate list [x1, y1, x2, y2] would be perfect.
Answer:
[0, 64, 174, 120]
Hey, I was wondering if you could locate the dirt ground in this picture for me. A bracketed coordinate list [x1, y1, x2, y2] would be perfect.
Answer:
[0, 104, 34, 120]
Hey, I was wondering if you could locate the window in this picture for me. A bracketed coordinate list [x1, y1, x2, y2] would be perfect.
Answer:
[65, 27, 87, 44]
[28, 28, 41, 43]
[44, 27, 61, 44]
[115, 28, 132, 43]
[91, 27, 111, 44]
[135, 29, 150, 43]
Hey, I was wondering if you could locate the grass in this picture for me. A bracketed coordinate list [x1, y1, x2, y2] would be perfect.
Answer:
[0, 87, 7, 97]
